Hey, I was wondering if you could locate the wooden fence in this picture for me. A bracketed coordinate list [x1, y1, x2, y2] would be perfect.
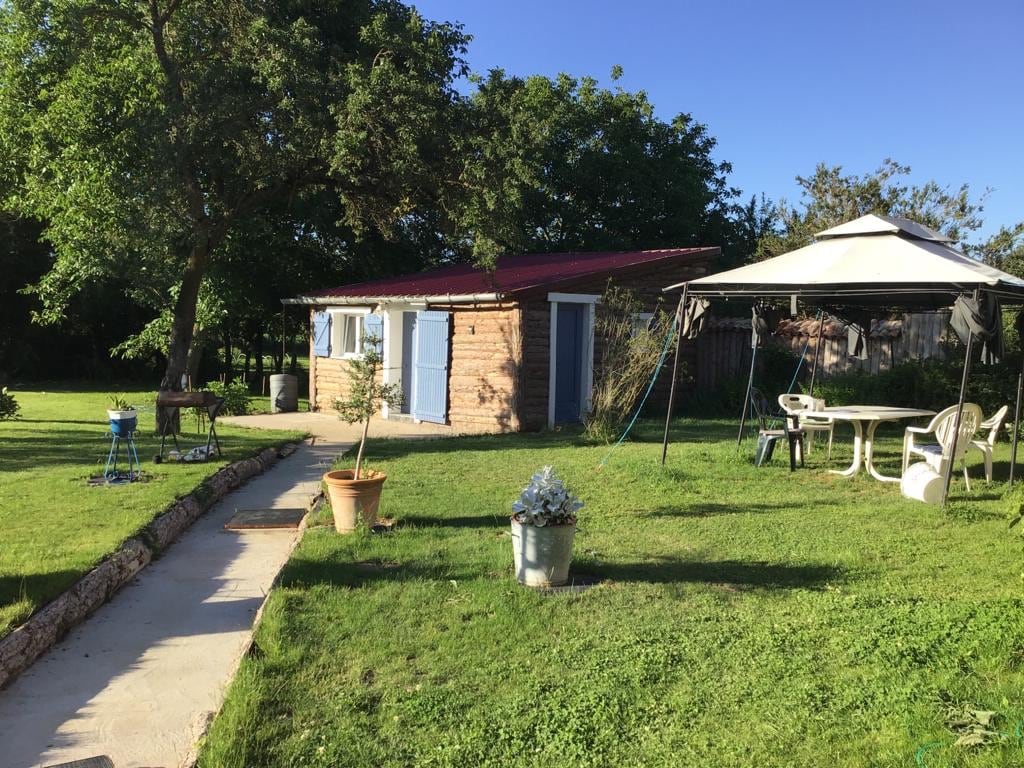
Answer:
[696, 312, 951, 391]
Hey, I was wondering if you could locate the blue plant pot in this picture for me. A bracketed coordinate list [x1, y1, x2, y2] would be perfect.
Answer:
[108, 409, 137, 435]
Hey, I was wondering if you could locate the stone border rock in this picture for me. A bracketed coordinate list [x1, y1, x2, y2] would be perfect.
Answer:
[0, 441, 302, 690]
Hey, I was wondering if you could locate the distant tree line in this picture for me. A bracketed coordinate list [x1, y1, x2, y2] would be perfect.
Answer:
[0, 1, 1020, 393]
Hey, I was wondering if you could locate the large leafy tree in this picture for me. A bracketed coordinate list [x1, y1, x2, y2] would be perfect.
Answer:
[756, 159, 1024, 278]
[451, 70, 739, 263]
[756, 159, 992, 259]
[0, 0, 467, 408]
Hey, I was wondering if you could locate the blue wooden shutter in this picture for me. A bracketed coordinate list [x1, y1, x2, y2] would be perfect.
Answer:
[412, 310, 449, 424]
[363, 313, 384, 356]
[312, 311, 331, 357]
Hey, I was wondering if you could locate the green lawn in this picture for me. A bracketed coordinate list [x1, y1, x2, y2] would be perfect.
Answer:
[199, 420, 1024, 767]
[0, 388, 304, 638]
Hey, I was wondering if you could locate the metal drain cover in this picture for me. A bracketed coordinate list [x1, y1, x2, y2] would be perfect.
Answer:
[43, 757, 115, 768]
[224, 508, 306, 529]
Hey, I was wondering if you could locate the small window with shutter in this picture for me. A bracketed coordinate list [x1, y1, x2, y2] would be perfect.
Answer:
[327, 309, 377, 359]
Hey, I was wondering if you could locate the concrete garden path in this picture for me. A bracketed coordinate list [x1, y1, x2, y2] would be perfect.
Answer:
[0, 439, 346, 768]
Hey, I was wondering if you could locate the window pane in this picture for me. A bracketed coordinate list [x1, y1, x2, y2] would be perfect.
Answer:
[343, 316, 358, 354]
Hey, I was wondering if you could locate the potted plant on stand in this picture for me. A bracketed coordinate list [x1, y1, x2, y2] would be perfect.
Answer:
[511, 466, 583, 587]
[107, 394, 138, 436]
[324, 332, 402, 533]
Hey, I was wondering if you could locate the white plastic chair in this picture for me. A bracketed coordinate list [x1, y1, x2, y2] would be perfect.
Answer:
[778, 394, 834, 459]
[902, 403, 983, 491]
[969, 405, 1009, 483]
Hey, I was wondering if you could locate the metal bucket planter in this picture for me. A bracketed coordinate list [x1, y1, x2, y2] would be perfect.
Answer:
[323, 469, 386, 533]
[511, 519, 575, 587]
[107, 409, 138, 436]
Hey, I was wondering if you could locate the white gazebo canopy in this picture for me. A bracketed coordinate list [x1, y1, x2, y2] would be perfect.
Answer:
[665, 214, 1024, 308]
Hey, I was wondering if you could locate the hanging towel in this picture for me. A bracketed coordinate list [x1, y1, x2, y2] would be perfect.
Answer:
[951, 292, 1003, 363]
[847, 324, 868, 360]
[679, 297, 710, 340]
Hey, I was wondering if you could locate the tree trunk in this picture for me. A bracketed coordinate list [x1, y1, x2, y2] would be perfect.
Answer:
[253, 325, 264, 393]
[223, 325, 232, 381]
[185, 326, 203, 389]
[158, 240, 210, 433]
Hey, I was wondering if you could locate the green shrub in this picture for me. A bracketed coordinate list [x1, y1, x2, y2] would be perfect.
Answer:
[206, 379, 252, 416]
[813, 358, 1019, 415]
[585, 284, 673, 441]
[685, 344, 802, 417]
[0, 387, 19, 421]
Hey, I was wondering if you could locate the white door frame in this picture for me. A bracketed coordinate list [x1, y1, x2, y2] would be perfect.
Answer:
[547, 292, 599, 428]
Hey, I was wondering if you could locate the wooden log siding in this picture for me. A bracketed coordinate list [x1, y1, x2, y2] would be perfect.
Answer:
[311, 351, 384, 413]
[448, 305, 523, 433]
[308, 250, 716, 431]
[696, 312, 951, 391]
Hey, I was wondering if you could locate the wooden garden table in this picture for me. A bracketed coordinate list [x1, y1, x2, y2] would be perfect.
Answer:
[802, 406, 936, 482]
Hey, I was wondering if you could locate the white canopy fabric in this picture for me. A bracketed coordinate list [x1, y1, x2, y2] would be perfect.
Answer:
[665, 214, 1024, 307]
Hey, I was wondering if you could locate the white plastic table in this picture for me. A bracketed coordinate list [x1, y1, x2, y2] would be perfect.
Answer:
[802, 406, 936, 482]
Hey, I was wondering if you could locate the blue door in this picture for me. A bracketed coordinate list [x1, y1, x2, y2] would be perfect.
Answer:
[554, 304, 585, 423]
[412, 310, 450, 424]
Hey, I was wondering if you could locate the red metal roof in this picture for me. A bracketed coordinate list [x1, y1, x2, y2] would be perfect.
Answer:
[306, 247, 719, 300]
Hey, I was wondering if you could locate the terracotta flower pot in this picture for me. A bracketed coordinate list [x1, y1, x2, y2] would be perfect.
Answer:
[323, 469, 387, 533]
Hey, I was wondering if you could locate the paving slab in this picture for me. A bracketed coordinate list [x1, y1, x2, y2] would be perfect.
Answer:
[221, 411, 455, 442]
[0, 440, 347, 768]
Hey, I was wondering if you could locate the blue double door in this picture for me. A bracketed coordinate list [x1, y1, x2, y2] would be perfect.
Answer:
[554, 303, 586, 423]
[401, 310, 450, 424]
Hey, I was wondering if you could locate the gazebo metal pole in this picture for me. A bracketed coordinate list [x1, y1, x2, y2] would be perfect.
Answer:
[808, 312, 825, 397]
[941, 289, 979, 507]
[660, 284, 688, 465]
[1010, 354, 1024, 489]
[737, 341, 758, 445]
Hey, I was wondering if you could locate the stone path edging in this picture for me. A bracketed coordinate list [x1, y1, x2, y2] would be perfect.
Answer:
[0, 441, 302, 690]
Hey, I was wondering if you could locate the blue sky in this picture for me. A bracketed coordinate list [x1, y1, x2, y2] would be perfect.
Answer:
[413, 0, 1023, 238]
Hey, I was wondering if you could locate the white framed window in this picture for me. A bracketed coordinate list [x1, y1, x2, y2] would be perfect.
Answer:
[329, 308, 370, 359]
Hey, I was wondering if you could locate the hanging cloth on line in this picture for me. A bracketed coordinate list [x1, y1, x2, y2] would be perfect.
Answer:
[679, 297, 710, 340]
[751, 304, 782, 349]
[951, 292, 1004, 363]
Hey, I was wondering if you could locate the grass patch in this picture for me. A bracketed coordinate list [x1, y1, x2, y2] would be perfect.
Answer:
[0, 387, 303, 638]
[200, 420, 1024, 767]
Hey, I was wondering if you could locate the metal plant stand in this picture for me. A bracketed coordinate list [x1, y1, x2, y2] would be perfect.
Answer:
[104, 428, 142, 483]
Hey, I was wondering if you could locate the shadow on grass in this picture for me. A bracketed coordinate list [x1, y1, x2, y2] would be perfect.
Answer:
[399, 514, 505, 529]
[280, 557, 481, 589]
[14, 419, 106, 426]
[280, 554, 844, 592]
[0, 570, 85, 629]
[0, 424, 291, 473]
[641, 501, 799, 518]
[588, 556, 844, 590]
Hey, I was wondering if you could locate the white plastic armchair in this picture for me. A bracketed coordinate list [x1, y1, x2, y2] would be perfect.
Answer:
[902, 403, 983, 491]
[778, 393, 834, 459]
[969, 404, 1009, 483]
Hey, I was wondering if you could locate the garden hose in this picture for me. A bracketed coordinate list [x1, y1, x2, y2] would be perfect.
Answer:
[598, 318, 677, 467]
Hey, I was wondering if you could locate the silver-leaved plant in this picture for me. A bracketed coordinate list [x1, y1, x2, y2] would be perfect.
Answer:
[511, 466, 583, 527]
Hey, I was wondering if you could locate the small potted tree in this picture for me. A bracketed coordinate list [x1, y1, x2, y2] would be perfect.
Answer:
[511, 466, 583, 587]
[324, 332, 402, 533]
[107, 394, 138, 436]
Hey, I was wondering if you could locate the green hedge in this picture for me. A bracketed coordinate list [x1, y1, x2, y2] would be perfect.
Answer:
[686, 354, 1020, 422]
[813, 358, 1019, 415]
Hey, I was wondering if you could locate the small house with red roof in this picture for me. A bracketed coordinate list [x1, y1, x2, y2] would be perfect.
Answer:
[288, 247, 718, 433]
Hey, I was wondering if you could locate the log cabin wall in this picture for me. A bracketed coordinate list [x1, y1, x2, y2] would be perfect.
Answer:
[447, 304, 523, 433]
[518, 253, 715, 429]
